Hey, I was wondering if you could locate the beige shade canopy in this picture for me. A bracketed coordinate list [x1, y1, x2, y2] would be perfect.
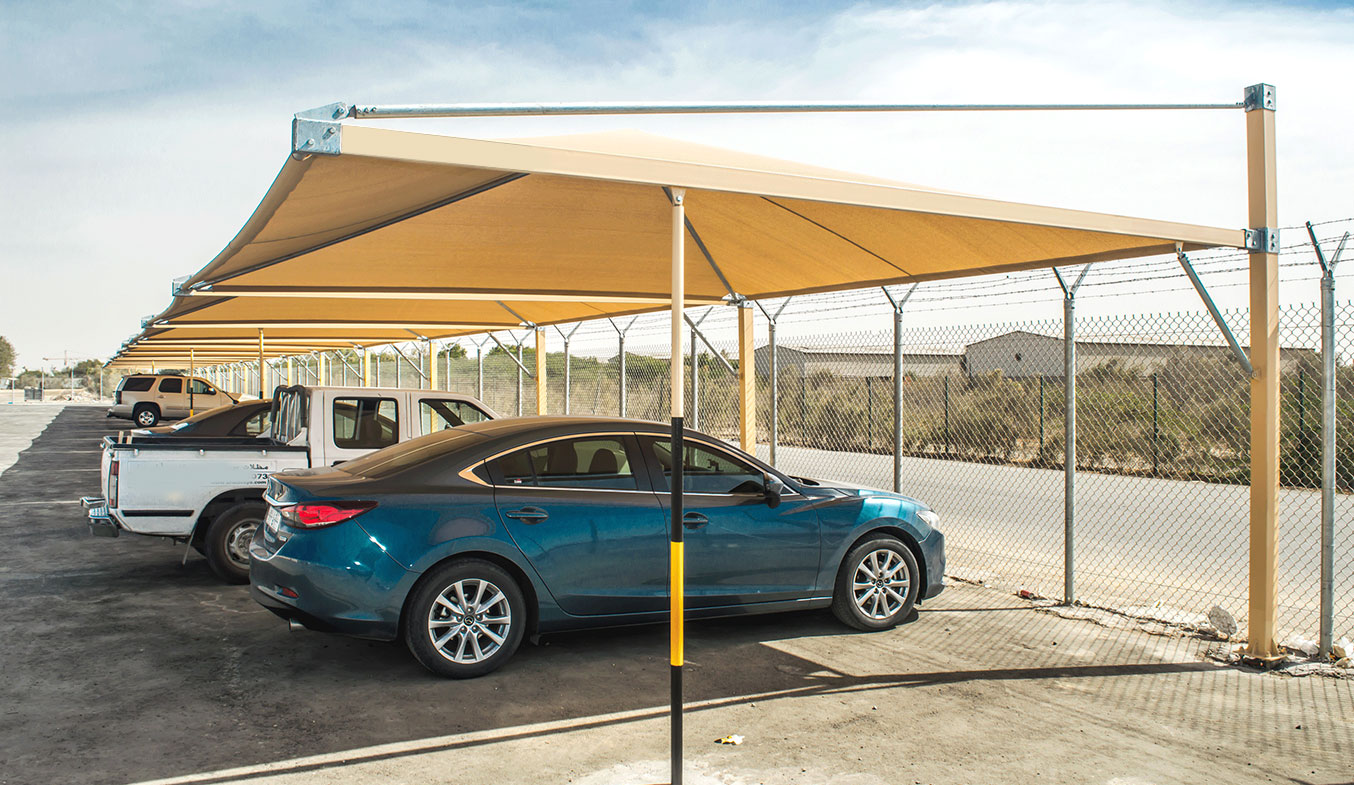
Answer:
[111, 127, 1242, 365]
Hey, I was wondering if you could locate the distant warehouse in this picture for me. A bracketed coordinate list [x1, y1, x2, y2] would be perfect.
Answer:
[755, 330, 1315, 380]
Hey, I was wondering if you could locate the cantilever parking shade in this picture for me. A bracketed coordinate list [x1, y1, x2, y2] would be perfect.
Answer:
[113, 126, 1242, 363]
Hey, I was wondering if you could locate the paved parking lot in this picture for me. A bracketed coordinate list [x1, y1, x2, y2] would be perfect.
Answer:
[2, 406, 1351, 785]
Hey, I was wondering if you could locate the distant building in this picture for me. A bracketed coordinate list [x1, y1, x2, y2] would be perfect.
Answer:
[962, 330, 1316, 379]
[754, 344, 960, 378]
[753, 331, 1315, 380]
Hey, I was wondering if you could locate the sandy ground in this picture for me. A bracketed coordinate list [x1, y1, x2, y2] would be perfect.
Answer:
[1, 406, 1350, 785]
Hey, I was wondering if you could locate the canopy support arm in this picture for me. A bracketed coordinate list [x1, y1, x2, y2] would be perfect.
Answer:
[389, 343, 429, 382]
[487, 333, 535, 378]
[683, 313, 736, 375]
[1176, 246, 1254, 377]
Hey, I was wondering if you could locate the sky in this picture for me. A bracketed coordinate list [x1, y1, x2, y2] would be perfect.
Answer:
[2, 0, 1352, 370]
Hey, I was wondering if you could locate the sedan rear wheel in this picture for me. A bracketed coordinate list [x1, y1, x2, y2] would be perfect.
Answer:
[831, 536, 919, 631]
[405, 560, 526, 678]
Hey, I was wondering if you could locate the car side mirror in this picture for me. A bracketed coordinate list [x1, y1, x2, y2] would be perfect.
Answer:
[763, 474, 785, 508]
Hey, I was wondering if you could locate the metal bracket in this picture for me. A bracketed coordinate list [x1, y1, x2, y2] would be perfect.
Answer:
[1243, 83, 1276, 113]
[292, 104, 348, 156]
[1244, 227, 1280, 254]
[171, 276, 190, 297]
[140, 314, 157, 329]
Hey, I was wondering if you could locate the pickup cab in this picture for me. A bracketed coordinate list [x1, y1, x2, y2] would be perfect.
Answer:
[83, 385, 498, 583]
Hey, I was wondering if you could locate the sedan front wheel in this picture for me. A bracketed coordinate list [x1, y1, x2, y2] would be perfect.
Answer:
[405, 559, 526, 679]
[831, 536, 919, 631]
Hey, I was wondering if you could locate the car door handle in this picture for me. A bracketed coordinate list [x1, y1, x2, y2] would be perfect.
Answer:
[504, 506, 549, 523]
[682, 512, 709, 529]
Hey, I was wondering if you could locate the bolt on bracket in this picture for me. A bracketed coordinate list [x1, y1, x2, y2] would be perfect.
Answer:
[1244, 227, 1280, 254]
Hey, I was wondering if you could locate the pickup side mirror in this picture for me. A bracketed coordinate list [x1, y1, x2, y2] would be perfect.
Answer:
[763, 473, 785, 508]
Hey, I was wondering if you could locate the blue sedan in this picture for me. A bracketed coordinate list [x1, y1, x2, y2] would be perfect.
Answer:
[250, 417, 945, 678]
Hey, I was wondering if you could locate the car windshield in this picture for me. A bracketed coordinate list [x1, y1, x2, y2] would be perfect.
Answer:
[337, 429, 483, 479]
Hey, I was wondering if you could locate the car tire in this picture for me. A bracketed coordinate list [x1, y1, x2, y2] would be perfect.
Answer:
[203, 503, 265, 584]
[404, 559, 526, 679]
[133, 404, 160, 427]
[831, 535, 919, 631]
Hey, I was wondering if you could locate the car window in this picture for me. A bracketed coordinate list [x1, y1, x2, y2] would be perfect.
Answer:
[189, 379, 215, 396]
[231, 408, 271, 437]
[419, 399, 491, 435]
[650, 440, 765, 494]
[119, 377, 155, 392]
[158, 378, 183, 394]
[491, 436, 637, 491]
[333, 398, 398, 450]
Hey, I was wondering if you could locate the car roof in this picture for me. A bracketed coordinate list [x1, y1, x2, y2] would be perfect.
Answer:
[455, 415, 708, 440]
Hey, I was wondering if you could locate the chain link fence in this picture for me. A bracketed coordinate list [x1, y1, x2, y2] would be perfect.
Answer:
[439, 300, 1351, 648]
[190, 220, 1354, 648]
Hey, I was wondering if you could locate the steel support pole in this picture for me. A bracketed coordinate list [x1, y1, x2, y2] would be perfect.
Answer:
[564, 338, 572, 415]
[1308, 222, 1346, 659]
[535, 328, 547, 415]
[769, 318, 779, 466]
[690, 323, 700, 429]
[1063, 293, 1077, 604]
[362, 348, 370, 387]
[893, 307, 903, 493]
[516, 339, 524, 417]
[477, 345, 484, 402]
[427, 340, 438, 391]
[619, 332, 627, 417]
[287, 358, 294, 387]
[1245, 84, 1281, 661]
[668, 187, 686, 785]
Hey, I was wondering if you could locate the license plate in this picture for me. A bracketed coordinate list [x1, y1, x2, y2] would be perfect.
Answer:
[264, 506, 281, 536]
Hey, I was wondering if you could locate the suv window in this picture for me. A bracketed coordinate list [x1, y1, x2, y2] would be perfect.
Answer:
[419, 399, 491, 434]
[333, 398, 398, 450]
[189, 379, 215, 396]
[119, 377, 155, 392]
[649, 439, 764, 494]
[491, 436, 637, 491]
[158, 378, 183, 394]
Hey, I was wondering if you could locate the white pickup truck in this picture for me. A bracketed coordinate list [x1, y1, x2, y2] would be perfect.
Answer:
[83, 385, 498, 583]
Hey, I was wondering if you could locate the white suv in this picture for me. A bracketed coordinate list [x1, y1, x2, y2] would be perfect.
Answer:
[109, 374, 236, 427]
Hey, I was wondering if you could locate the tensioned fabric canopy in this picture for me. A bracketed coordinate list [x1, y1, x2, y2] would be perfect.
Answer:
[112, 126, 1242, 365]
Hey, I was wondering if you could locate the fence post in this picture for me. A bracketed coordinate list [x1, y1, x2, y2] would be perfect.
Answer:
[516, 337, 524, 417]
[866, 377, 873, 450]
[1298, 369, 1306, 437]
[1152, 373, 1160, 475]
[1039, 375, 1045, 452]
[753, 300, 791, 467]
[1054, 265, 1092, 605]
[619, 331, 627, 416]
[944, 375, 950, 454]
[477, 343, 484, 402]
[882, 286, 917, 493]
[1308, 221, 1347, 659]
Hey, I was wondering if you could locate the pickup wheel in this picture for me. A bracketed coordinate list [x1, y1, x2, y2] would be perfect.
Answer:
[203, 503, 264, 584]
[133, 404, 160, 427]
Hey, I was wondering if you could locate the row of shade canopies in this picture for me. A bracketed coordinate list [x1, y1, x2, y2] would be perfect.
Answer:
[105, 94, 1287, 701]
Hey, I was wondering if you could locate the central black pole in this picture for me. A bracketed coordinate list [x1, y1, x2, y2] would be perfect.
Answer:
[670, 415, 684, 785]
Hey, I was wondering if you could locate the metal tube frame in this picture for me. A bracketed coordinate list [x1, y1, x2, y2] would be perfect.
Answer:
[1307, 222, 1347, 659]
[1053, 265, 1092, 605]
[882, 285, 917, 493]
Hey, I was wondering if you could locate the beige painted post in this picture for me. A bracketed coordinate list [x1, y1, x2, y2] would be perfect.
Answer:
[362, 348, 371, 387]
[257, 330, 265, 399]
[535, 328, 547, 415]
[427, 340, 438, 390]
[737, 302, 755, 453]
[287, 357, 294, 386]
[1245, 84, 1281, 660]
[188, 348, 196, 416]
[317, 352, 327, 386]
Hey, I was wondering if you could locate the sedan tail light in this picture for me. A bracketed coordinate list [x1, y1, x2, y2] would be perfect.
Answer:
[278, 501, 377, 529]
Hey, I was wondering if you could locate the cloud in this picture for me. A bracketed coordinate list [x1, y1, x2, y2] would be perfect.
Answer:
[0, 0, 1350, 368]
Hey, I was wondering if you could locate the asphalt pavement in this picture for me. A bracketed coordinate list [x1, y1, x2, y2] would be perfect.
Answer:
[1, 405, 1349, 785]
